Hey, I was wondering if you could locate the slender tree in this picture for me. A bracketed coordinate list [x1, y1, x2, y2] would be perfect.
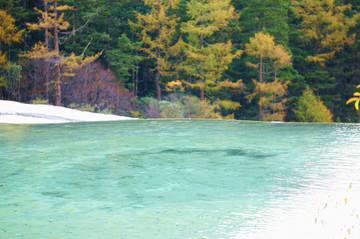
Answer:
[130, 0, 180, 101]
[23, 0, 101, 106]
[180, 0, 241, 101]
[245, 31, 292, 121]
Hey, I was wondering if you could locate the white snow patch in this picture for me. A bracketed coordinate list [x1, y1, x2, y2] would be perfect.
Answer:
[0, 100, 136, 124]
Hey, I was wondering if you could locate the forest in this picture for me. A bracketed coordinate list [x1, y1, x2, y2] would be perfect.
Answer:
[1, 0, 360, 122]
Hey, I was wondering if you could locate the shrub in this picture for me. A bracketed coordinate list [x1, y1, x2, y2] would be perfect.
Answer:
[293, 88, 333, 122]
[181, 96, 222, 119]
[140, 97, 184, 118]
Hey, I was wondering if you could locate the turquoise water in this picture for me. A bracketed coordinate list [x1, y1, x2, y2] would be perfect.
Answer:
[0, 120, 359, 238]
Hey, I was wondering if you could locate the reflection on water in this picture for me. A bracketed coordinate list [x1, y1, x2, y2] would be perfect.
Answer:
[0, 120, 359, 238]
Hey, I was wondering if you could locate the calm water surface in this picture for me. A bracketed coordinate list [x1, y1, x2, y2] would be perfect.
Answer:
[0, 120, 359, 238]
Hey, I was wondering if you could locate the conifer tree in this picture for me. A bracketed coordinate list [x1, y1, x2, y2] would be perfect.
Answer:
[245, 31, 292, 121]
[180, 0, 241, 101]
[130, 0, 180, 101]
[0, 9, 23, 91]
[239, 0, 290, 46]
[23, 0, 101, 106]
[290, 0, 359, 66]
[105, 34, 142, 94]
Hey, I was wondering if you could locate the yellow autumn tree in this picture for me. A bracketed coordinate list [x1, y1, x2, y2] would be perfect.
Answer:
[130, 0, 180, 101]
[0, 9, 23, 89]
[23, 0, 101, 106]
[290, 0, 360, 66]
[245, 31, 292, 121]
[180, 0, 242, 102]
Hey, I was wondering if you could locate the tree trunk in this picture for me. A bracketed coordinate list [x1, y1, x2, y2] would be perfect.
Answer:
[156, 69, 161, 101]
[45, 0, 50, 102]
[259, 56, 263, 121]
[156, 46, 161, 101]
[200, 33, 204, 101]
[54, 0, 61, 106]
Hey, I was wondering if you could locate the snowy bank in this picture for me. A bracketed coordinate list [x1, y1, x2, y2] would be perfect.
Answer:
[0, 100, 136, 124]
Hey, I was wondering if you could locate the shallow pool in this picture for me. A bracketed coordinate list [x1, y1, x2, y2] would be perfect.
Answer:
[1, 120, 359, 238]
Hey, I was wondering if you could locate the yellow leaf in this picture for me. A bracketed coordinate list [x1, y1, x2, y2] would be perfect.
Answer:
[346, 97, 358, 105]
[356, 84, 360, 88]
[344, 198, 348, 205]
[353, 92, 360, 96]
[355, 100, 359, 110]
[349, 183, 352, 190]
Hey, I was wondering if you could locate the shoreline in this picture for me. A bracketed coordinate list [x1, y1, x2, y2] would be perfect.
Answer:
[0, 100, 136, 124]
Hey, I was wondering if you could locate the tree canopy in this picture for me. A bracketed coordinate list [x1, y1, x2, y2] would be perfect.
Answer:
[1, 0, 360, 122]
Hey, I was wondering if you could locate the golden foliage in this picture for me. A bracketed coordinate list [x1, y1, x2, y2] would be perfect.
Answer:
[245, 31, 292, 121]
[165, 80, 184, 92]
[0, 10, 23, 89]
[346, 84, 360, 110]
[26, 6, 71, 32]
[248, 79, 290, 121]
[21, 42, 58, 59]
[129, 0, 180, 95]
[291, 0, 359, 66]
[0, 51, 8, 87]
[181, 96, 221, 119]
[0, 9, 23, 44]
[218, 99, 241, 111]
[182, 0, 236, 38]
[245, 32, 276, 59]
[245, 31, 292, 70]
[60, 51, 103, 76]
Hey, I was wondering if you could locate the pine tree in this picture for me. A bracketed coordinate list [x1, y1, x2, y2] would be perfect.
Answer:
[105, 34, 142, 94]
[130, 0, 180, 101]
[239, 0, 290, 46]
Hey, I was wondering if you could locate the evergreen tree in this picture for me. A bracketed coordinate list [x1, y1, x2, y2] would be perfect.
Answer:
[239, 0, 290, 45]
[105, 34, 142, 94]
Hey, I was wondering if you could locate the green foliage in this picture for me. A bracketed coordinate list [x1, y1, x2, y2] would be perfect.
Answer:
[293, 88, 333, 122]
[69, 102, 114, 114]
[139, 97, 184, 118]
[31, 98, 49, 104]
[105, 34, 142, 89]
[181, 96, 221, 119]
[138, 95, 223, 119]
[3, 0, 360, 121]
[239, 0, 290, 46]
[180, 0, 241, 101]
